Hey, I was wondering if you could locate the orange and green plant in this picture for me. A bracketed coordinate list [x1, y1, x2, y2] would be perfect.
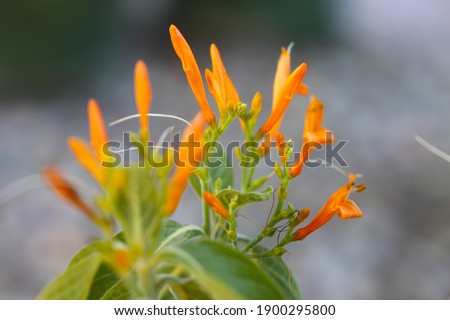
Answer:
[39, 25, 365, 300]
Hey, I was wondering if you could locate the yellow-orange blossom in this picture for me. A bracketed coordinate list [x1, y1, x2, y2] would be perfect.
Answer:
[293, 173, 363, 240]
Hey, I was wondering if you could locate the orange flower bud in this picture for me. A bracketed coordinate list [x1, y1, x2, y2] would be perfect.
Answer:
[203, 191, 230, 220]
[88, 99, 108, 162]
[42, 166, 98, 221]
[68, 137, 103, 183]
[134, 60, 152, 133]
[169, 25, 216, 125]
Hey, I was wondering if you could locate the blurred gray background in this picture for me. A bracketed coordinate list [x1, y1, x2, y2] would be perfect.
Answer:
[1, 0, 449, 299]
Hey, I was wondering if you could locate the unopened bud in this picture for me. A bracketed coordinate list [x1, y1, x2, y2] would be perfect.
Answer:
[273, 247, 286, 257]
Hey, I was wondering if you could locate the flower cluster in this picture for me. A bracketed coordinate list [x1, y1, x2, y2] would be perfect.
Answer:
[41, 24, 365, 298]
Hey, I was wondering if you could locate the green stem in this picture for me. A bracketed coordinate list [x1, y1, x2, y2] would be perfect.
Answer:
[243, 165, 256, 192]
[200, 177, 211, 236]
[247, 249, 275, 259]
[229, 207, 238, 248]
[241, 165, 248, 190]
[241, 183, 288, 253]
[241, 233, 265, 252]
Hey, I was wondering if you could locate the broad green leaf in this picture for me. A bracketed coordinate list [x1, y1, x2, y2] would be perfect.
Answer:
[87, 264, 120, 300]
[257, 255, 301, 299]
[159, 239, 284, 299]
[39, 220, 203, 300]
[157, 220, 204, 249]
[38, 245, 102, 299]
[101, 273, 134, 300]
[217, 186, 273, 209]
[239, 240, 301, 299]
[159, 280, 211, 300]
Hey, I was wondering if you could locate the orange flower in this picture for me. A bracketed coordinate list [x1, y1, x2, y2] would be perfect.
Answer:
[68, 99, 109, 184]
[269, 46, 309, 139]
[302, 96, 334, 145]
[88, 99, 109, 162]
[169, 25, 216, 125]
[292, 173, 364, 240]
[164, 112, 206, 215]
[134, 60, 152, 133]
[205, 44, 240, 114]
[257, 62, 307, 139]
[42, 166, 99, 221]
[67, 138, 104, 183]
[203, 191, 230, 220]
[289, 96, 334, 178]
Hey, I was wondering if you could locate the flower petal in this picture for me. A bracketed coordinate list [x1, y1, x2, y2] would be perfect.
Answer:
[88, 99, 108, 162]
[257, 63, 307, 138]
[211, 43, 240, 106]
[205, 68, 226, 113]
[42, 166, 98, 220]
[169, 25, 216, 125]
[68, 137, 103, 183]
[203, 191, 230, 220]
[134, 60, 152, 132]
[336, 200, 363, 219]
[272, 47, 291, 108]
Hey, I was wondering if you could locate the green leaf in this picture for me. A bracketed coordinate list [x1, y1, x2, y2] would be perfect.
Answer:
[157, 221, 204, 250]
[159, 279, 212, 300]
[217, 186, 273, 209]
[101, 273, 134, 300]
[189, 174, 202, 197]
[257, 255, 301, 299]
[159, 239, 285, 299]
[39, 220, 203, 300]
[240, 240, 301, 299]
[38, 245, 102, 299]
[87, 264, 120, 300]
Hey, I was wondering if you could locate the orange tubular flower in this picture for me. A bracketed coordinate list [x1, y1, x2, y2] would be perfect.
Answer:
[257, 63, 308, 139]
[164, 112, 206, 215]
[42, 166, 99, 221]
[88, 99, 109, 162]
[134, 60, 152, 133]
[302, 96, 334, 145]
[67, 138, 104, 183]
[266, 47, 309, 140]
[289, 96, 334, 178]
[68, 99, 109, 184]
[203, 191, 230, 220]
[292, 173, 364, 240]
[169, 25, 216, 125]
[205, 44, 240, 114]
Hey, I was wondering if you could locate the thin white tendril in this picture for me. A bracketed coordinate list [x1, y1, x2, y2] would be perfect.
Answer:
[113, 146, 179, 154]
[0, 174, 96, 208]
[109, 113, 192, 128]
[287, 42, 295, 54]
[415, 135, 450, 163]
[156, 126, 175, 148]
